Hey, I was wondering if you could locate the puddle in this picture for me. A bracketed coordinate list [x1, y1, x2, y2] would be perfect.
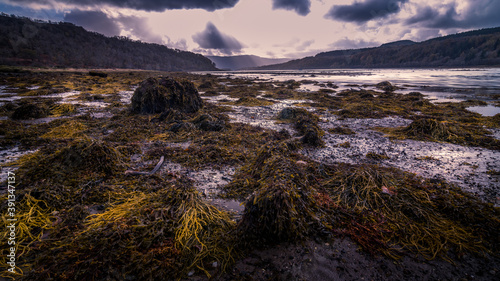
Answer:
[467, 105, 500, 116]
[0, 147, 38, 183]
[118, 90, 134, 104]
[132, 157, 245, 216]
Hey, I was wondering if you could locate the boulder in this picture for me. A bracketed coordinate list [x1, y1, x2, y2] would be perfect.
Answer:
[376, 81, 398, 92]
[11, 103, 49, 120]
[131, 77, 203, 114]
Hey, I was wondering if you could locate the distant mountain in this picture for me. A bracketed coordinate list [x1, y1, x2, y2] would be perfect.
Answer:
[207, 55, 290, 70]
[257, 27, 500, 69]
[0, 14, 217, 71]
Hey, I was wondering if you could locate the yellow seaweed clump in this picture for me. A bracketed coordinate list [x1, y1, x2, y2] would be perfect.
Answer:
[24, 183, 236, 280]
[0, 194, 55, 278]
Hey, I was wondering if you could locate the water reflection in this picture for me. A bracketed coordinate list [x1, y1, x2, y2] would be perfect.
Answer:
[199, 68, 500, 103]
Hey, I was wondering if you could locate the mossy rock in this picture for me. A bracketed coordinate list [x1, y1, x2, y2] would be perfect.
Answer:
[88, 71, 108, 78]
[11, 103, 49, 120]
[191, 114, 225, 131]
[131, 77, 203, 114]
[277, 108, 324, 147]
[277, 107, 318, 121]
[236, 144, 321, 244]
[376, 81, 398, 92]
[402, 119, 457, 141]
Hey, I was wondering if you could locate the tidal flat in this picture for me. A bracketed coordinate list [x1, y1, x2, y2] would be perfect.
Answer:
[0, 68, 499, 280]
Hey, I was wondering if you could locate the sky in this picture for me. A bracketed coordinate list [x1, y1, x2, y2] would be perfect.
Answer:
[1, 0, 499, 58]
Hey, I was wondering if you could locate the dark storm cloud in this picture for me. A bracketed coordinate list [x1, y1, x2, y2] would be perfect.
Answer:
[192, 22, 243, 55]
[405, 6, 439, 25]
[272, 0, 311, 16]
[405, 1, 500, 29]
[64, 10, 165, 44]
[64, 9, 121, 37]
[325, 0, 409, 23]
[6, 0, 240, 12]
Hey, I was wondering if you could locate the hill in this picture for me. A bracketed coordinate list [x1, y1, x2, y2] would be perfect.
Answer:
[257, 27, 500, 69]
[0, 14, 217, 71]
[207, 55, 290, 70]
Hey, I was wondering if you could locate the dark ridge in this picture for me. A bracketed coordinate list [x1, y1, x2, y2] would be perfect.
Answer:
[256, 26, 500, 69]
[0, 13, 217, 71]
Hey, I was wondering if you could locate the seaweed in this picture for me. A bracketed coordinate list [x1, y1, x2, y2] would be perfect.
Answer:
[366, 152, 390, 160]
[378, 118, 500, 150]
[0, 194, 55, 279]
[227, 142, 322, 244]
[277, 108, 325, 146]
[320, 164, 499, 260]
[223, 97, 275, 107]
[40, 120, 86, 140]
[328, 126, 356, 135]
[49, 103, 77, 117]
[13, 138, 125, 208]
[23, 183, 237, 280]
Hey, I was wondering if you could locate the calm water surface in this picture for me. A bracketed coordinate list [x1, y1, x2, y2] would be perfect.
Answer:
[201, 68, 500, 115]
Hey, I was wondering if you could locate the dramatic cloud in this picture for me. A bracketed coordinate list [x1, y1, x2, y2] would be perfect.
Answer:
[325, 0, 408, 23]
[4, 0, 240, 12]
[64, 10, 167, 44]
[405, 1, 500, 29]
[64, 10, 121, 37]
[192, 22, 244, 55]
[272, 0, 311, 16]
[118, 15, 164, 44]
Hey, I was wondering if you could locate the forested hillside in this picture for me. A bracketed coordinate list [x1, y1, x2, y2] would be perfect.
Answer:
[257, 27, 500, 69]
[0, 14, 217, 71]
[207, 55, 290, 70]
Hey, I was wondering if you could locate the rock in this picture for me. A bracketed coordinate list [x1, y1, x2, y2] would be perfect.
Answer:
[301, 129, 323, 147]
[131, 77, 203, 114]
[88, 71, 108, 78]
[376, 81, 398, 92]
[168, 122, 194, 133]
[191, 114, 225, 131]
[11, 102, 49, 120]
[151, 109, 185, 123]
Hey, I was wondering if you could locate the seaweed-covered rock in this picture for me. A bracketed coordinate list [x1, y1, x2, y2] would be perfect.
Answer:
[168, 122, 195, 133]
[151, 109, 186, 123]
[192, 114, 225, 131]
[131, 77, 203, 114]
[277, 107, 307, 120]
[235, 144, 321, 244]
[277, 108, 324, 147]
[376, 81, 398, 92]
[11, 103, 49, 120]
[88, 71, 108, 78]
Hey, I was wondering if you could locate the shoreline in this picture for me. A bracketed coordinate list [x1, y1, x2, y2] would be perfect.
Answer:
[0, 69, 499, 280]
